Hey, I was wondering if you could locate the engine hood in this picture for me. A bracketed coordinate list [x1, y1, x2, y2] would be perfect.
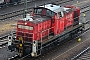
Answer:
[29, 15, 51, 24]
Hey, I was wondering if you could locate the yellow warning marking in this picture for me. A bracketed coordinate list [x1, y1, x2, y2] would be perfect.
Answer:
[20, 44, 22, 47]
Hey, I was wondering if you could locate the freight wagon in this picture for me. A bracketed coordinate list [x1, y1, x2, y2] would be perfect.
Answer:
[8, 4, 85, 57]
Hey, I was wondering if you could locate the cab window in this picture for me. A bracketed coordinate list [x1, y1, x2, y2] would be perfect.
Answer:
[34, 8, 42, 14]
[51, 12, 55, 16]
[46, 10, 52, 16]
[58, 12, 62, 17]
[46, 9, 55, 17]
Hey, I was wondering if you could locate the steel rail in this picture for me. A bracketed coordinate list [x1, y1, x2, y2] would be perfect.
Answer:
[71, 46, 90, 60]
[0, 0, 89, 20]
[0, 31, 16, 46]
[81, 5, 90, 13]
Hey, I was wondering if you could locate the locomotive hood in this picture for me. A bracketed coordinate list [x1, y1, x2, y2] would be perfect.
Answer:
[24, 15, 51, 24]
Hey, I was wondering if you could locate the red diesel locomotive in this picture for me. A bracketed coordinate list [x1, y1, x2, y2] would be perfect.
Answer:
[8, 4, 84, 57]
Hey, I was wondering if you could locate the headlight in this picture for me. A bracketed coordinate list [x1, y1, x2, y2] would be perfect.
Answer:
[8, 40, 11, 42]
[33, 44, 36, 46]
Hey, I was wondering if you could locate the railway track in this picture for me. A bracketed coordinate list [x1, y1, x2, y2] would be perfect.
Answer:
[0, 31, 15, 47]
[81, 5, 90, 13]
[0, 0, 74, 20]
[71, 46, 90, 60]
[0, 0, 41, 9]
[0, 0, 90, 21]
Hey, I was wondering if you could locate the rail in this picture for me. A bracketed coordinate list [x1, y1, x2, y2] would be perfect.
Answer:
[0, 30, 16, 46]
[0, 31, 16, 40]
[0, 1, 90, 21]
[71, 46, 90, 60]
